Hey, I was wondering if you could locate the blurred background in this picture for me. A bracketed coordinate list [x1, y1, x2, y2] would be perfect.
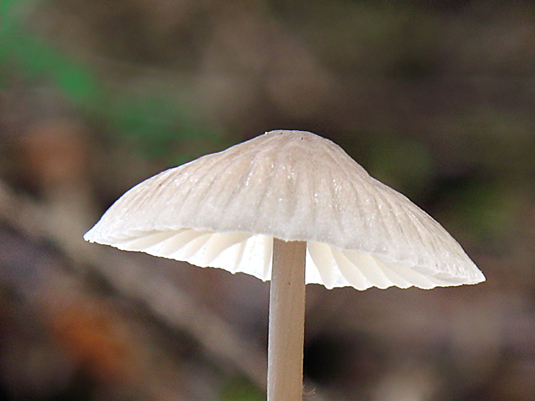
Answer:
[1, 0, 535, 400]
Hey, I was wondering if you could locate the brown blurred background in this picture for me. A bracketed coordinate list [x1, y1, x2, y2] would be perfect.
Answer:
[1, 0, 535, 400]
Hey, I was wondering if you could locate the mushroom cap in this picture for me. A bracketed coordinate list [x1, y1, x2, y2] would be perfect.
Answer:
[85, 130, 485, 290]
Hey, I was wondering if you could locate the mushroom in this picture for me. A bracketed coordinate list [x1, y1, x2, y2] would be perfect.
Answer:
[84, 130, 485, 400]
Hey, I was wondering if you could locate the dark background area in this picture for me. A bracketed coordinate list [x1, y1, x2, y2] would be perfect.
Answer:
[1, 0, 535, 400]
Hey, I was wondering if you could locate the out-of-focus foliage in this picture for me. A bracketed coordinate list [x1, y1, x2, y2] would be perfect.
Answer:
[220, 377, 264, 401]
[1, 0, 535, 400]
[0, 0, 97, 101]
[1, 0, 224, 167]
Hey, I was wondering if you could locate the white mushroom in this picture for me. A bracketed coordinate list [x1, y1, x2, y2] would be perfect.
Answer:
[84, 130, 485, 400]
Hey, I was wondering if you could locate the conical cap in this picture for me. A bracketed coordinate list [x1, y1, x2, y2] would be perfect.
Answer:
[85, 130, 485, 289]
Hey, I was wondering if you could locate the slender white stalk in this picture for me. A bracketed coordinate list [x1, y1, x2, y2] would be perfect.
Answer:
[267, 239, 307, 401]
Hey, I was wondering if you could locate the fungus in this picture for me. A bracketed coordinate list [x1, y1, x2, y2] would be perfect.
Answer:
[84, 130, 485, 400]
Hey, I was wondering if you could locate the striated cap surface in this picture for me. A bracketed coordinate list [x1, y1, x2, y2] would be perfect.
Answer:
[85, 130, 485, 289]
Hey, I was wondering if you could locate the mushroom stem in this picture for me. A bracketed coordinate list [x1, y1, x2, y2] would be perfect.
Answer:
[268, 239, 307, 401]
